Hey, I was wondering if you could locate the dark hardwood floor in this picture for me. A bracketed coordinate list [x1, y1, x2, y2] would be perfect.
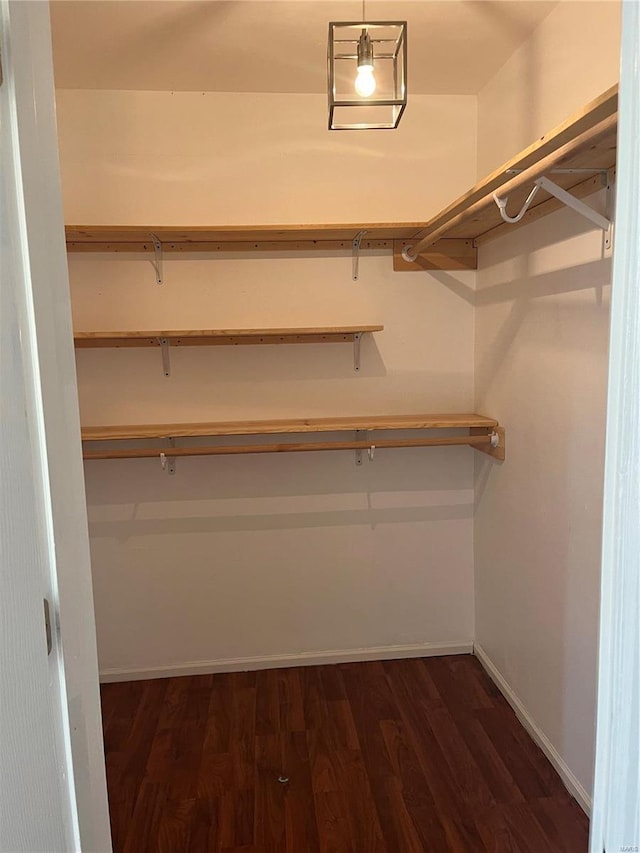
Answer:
[100, 655, 589, 852]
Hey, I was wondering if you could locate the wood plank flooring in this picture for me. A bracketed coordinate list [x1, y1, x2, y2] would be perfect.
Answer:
[100, 655, 589, 852]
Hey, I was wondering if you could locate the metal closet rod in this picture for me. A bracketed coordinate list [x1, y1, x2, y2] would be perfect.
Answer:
[403, 112, 617, 260]
[83, 433, 495, 460]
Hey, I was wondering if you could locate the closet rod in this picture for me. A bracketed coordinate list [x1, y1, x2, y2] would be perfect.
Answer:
[403, 112, 617, 260]
[84, 433, 495, 460]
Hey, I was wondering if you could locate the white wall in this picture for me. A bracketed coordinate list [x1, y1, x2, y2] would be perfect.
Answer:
[58, 90, 476, 225]
[477, 0, 621, 176]
[474, 0, 620, 808]
[57, 90, 479, 677]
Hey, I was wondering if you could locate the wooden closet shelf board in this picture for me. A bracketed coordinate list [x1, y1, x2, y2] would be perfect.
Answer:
[81, 413, 499, 442]
[405, 85, 617, 252]
[65, 223, 432, 246]
[65, 86, 616, 268]
[65, 230, 476, 269]
[74, 326, 384, 348]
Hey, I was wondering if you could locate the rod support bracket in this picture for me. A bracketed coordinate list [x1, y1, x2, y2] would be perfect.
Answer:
[493, 184, 541, 223]
[352, 231, 367, 280]
[401, 244, 417, 263]
[471, 426, 505, 461]
[494, 175, 612, 232]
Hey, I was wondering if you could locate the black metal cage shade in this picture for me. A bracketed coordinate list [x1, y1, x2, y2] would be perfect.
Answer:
[327, 21, 407, 130]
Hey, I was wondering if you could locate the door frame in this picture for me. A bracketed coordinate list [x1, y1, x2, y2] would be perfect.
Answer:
[4, 2, 112, 849]
[590, 1, 640, 850]
[5, 0, 640, 849]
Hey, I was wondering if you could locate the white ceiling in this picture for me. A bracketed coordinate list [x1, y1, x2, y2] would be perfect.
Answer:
[50, 0, 558, 95]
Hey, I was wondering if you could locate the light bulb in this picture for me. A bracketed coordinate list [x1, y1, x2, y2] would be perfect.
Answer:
[355, 28, 376, 98]
[355, 64, 376, 97]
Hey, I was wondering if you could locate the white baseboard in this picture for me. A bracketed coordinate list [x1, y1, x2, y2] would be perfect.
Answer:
[473, 643, 591, 816]
[99, 640, 473, 684]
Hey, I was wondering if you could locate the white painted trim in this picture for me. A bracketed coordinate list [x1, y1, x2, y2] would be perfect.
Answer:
[5, 3, 112, 851]
[474, 644, 591, 816]
[100, 641, 473, 683]
[591, 3, 640, 850]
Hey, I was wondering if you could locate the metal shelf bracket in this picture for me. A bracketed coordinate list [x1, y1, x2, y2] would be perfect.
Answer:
[604, 175, 616, 254]
[493, 175, 612, 233]
[160, 438, 176, 475]
[150, 233, 163, 285]
[158, 337, 171, 377]
[353, 332, 362, 372]
[352, 230, 367, 280]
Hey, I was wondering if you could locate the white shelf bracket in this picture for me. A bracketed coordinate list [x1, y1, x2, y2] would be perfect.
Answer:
[352, 231, 367, 281]
[353, 332, 362, 372]
[150, 233, 163, 285]
[604, 174, 616, 255]
[355, 430, 365, 466]
[158, 337, 171, 377]
[160, 438, 176, 475]
[494, 175, 612, 233]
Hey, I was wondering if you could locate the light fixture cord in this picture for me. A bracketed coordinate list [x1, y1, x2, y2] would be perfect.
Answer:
[362, 0, 365, 23]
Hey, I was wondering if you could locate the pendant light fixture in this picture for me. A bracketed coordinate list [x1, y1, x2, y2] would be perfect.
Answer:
[327, 2, 407, 130]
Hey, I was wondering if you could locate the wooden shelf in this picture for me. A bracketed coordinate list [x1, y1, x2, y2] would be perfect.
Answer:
[66, 223, 445, 250]
[81, 413, 505, 462]
[81, 413, 498, 441]
[65, 223, 476, 271]
[74, 325, 383, 348]
[64, 87, 616, 275]
[395, 84, 617, 267]
[74, 325, 382, 374]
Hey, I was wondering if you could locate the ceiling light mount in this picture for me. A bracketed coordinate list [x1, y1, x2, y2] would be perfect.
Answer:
[327, 20, 407, 130]
[357, 29, 374, 67]
[355, 30, 375, 97]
